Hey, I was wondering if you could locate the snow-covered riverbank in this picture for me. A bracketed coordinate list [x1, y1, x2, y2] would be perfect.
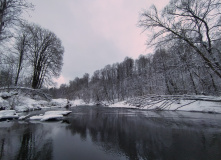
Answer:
[0, 110, 72, 121]
[0, 92, 83, 120]
[109, 100, 221, 113]
[0, 92, 87, 112]
[109, 95, 221, 114]
[1, 92, 221, 121]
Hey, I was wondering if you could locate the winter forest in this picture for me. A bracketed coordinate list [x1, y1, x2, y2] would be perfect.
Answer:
[1, 1, 221, 159]
[49, 0, 221, 104]
[1, 0, 221, 104]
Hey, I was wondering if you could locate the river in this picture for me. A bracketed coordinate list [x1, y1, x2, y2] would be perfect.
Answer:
[0, 106, 221, 160]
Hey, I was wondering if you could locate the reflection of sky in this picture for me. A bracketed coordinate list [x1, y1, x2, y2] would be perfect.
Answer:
[55, 108, 221, 160]
[53, 128, 127, 160]
[0, 108, 221, 160]
[23, 0, 170, 86]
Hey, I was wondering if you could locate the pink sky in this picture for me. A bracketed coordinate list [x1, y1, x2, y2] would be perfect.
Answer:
[26, 0, 170, 87]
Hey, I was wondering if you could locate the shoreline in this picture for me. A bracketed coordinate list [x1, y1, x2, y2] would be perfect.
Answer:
[1, 92, 221, 121]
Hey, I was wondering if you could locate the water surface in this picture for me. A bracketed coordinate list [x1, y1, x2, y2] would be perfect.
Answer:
[0, 106, 221, 160]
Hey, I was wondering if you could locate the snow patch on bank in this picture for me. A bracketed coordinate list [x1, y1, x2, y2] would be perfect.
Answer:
[0, 110, 19, 120]
[0, 91, 90, 113]
[14, 96, 46, 112]
[50, 98, 67, 107]
[44, 111, 72, 116]
[29, 114, 63, 121]
[109, 97, 221, 113]
[70, 99, 90, 106]
[0, 92, 48, 112]
[1, 91, 221, 115]
[29, 111, 72, 121]
[50, 99, 90, 107]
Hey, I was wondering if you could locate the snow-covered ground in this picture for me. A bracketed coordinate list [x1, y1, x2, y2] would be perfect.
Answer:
[1, 91, 221, 121]
[0, 92, 84, 121]
[0, 93, 47, 112]
[29, 111, 72, 121]
[0, 109, 72, 121]
[109, 96, 221, 114]
[0, 91, 89, 112]
[0, 110, 19, 120]
[49, 98, 91, 107]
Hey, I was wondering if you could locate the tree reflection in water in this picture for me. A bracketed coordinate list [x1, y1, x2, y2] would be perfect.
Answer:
[66, 106, 221, 160]
[0, 106, 221, 160]
[0, 122, 53, 160]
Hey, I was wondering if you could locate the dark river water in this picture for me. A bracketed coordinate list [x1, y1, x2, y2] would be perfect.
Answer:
[0, 106, 221, 160]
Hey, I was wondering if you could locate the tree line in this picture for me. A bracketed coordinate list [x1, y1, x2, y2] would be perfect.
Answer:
[0, 0, 64, 89]
[49, 42, 221, 103]
[49, 0, 221, 103]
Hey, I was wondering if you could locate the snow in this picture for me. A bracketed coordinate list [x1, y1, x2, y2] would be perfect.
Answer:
[0, 91, 92, 113]
[50, 98, 67, 107]
[0, 92, 48, 112]
[49, 98, 91, 108]
[18, 114, 30, 120]
[15, 96, 46, 112]
[44, 111, 72, 116]
[0, 92, 13, 98]
[29, 110, 72, 121]
[0, 92, 75, 112]
[0, 97, 10, 109]
[1, 91, 221, 117]
[0, 110, 19, 120]
[29, 115, 44, 120]
[109, 97, 221, 114]
[40, 114, 63, 121]
[70, 99, 89, 106]
[29, 114, 63, 121]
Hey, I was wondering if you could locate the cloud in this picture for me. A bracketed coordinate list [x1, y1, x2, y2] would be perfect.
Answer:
[53, 75, 67, 87]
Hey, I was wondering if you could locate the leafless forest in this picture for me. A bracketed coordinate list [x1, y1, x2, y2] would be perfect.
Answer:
[0, 0, 221, 104]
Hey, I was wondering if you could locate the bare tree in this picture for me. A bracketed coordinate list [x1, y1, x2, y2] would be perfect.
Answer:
[0, 0, 33, 42]
[0, 52, 16, 88]
[23, 23, 64, 89]
[13, 30, 28, 86]
[139, 0, 221, 78]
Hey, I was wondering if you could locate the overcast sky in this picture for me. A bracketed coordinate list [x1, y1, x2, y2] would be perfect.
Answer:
[24, 0, 170, 86]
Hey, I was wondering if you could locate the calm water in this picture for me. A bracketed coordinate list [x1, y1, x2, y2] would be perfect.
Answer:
[0, 106, 221, 160]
